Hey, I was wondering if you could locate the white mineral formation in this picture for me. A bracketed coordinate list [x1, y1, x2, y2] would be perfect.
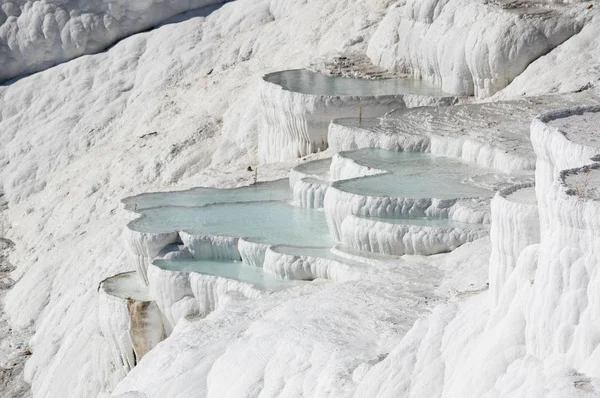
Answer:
[339, 214, 488, 256]
[352, 106, 600, 397]
[0, 0, 227, 82]
[98, 272, 165, 390]
[1, 0, 600, 396]
[367, 0, 591, 98]
[488, 184, 540, 308]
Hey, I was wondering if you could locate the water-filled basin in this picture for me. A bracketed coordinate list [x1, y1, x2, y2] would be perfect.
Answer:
[123, 179, 290, 211]
[129, 200, 333, 247]
[334, 149, 494, 199]
[264, 69, 449, 97]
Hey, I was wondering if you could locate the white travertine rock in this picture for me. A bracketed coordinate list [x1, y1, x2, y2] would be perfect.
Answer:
[98, 272, 165, 390]
[525, 138, 600, 374]
[531, 106, 600, 238]
[329, 151, 388, 181]
[324, 185, 471, 242]
[429, 135, 535, 174]
[291, 178, 328, 209]
[353, 105, 600, 397]
[289, 159, 330, 191]
[123, 228, 179, 285]
[237, 238, 269, 268]
[328, 118, 430, 154]
[98, 282, 136, 389]
[488, 184, 540, 308]
[447, 199, 491, 225]
[179, 232, 241, 261]
[147, 259, 265, 333]
[189, 273, 262, 318]
[263, 246, 363, 282]
[339, 214, 488, 256]
[289, 159, 330, 208]
[0, 0, 226, 82]
[3, 0, 600, 393]
[367, 0, 588, 98]
[495, 18, 600, 99]
[146, 263, 196, 335]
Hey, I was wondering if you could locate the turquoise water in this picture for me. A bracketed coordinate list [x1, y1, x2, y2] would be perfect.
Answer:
[123, 179, 290, 211]
[334, 149, 494, 199]
[264, 69, 449, 97]
[154, 259, 298, 291]
[129, 200, 333, 247]
[293, 158, 332, 176]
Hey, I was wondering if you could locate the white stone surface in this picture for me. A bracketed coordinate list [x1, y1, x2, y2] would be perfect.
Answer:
[531, 106, 600, 238]
[98, 272, 165, 391]
[340, 214, 488, 256]
[263, 246, 364, 282]
[548, 106, 600, 148]
[324, 184, 490, 243]
[494, 17, 600, 99]
[291, 177, 328, 209]
[0, 0, 227, 82]
[123, 229, 179, 285]
[329, 151, 388, 181]
[289, 157, 331, 209]
[488, 184, 540, 308]
[112, 237, 492, 397]
[179, 232, 241, 261]
[1, 1, 402, 394]
[367, 0, 594, 98]
[2, 0, 600, 395]
[347, 104, 600, 398]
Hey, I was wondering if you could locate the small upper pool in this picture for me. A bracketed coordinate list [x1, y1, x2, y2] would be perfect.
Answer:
[293, 158, 332, 178]
[333, 149, 494, 199]
[264, 69, 449, 97]
[154, 259, 299, 291]
[123, 179, 290, 211]
[129, 200, 333, 247]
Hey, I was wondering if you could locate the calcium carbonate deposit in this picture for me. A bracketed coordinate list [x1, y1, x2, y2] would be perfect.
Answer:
[1, 0, 600, 397]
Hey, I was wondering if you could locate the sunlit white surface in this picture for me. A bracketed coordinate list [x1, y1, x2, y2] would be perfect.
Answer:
[154, 259, 299, 291]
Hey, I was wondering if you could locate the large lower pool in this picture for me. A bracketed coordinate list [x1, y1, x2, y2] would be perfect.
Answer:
[129, 200, 333, 247]
[264, 69, 449, 97]
[334, 149, 494, 199]
[122, 179, 290, 211]
[154, 259, 299, 291]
